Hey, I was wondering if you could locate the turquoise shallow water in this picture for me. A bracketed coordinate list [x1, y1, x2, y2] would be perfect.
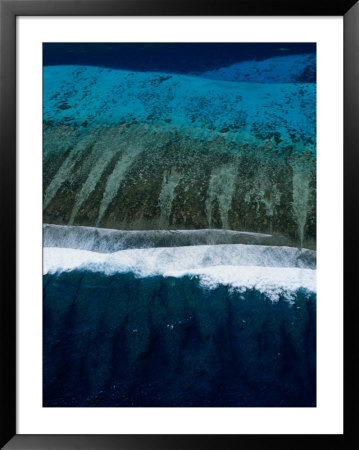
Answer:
[43, 64, 316, 154]
[43, 270, 316, 407]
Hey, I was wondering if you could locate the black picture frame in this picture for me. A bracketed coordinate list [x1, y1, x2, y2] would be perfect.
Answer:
[1, 1, 357, 448]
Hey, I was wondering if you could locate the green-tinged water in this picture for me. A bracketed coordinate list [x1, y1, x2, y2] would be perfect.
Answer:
[43, 123, 315, 248]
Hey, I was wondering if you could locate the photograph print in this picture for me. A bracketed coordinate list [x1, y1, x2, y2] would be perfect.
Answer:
[43, 43, 316, 407]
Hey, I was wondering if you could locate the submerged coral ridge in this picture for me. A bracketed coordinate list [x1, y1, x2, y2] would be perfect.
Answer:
[43, 123, 316, 248]
[43, 60, 316, 248]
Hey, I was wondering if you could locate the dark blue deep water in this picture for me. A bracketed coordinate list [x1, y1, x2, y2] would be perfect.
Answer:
[43, 270, 316, 407]
[43, 43, 316, 75]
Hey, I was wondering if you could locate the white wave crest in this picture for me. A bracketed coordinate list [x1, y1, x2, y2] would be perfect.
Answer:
[169, 266, 315, 302]
[43, 244, 316, 302]
[43, 224, 274, 252]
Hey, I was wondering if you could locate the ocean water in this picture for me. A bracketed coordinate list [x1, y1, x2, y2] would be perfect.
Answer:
[43, 271, 316, 407]
[43, 43, 316, 77]
[43, 65, 316, 151]
[43, 230, 316, 407]
[43, 44, 316, 407]
[43, 45, 316, 243]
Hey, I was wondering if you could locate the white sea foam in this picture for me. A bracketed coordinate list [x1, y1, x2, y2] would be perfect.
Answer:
[43, 224, 274, 252]
[167, 266, 315, 302]
[43, 244, 316, 302]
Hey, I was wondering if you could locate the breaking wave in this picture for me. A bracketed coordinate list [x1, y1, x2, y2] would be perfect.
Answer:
[43, 225, 316, 406]
[43, 223, 275, 251]
[44, 236, 316, 302]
